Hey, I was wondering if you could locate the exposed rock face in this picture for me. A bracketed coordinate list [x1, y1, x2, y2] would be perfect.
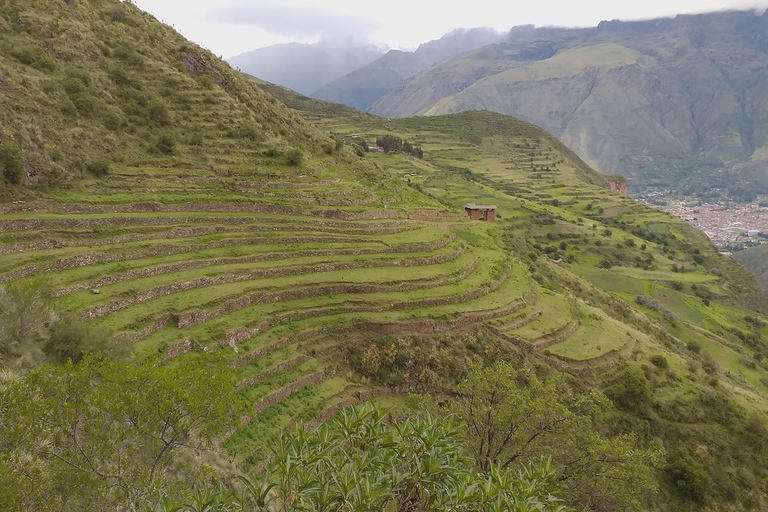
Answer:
[606, 180, 629, 197]
[368, 10, 768, 191]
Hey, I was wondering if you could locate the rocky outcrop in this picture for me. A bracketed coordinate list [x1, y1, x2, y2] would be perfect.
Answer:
[606, 180, 629, 197]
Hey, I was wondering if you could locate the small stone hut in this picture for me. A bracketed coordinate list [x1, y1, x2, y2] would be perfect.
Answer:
[463, 203, 497, 222]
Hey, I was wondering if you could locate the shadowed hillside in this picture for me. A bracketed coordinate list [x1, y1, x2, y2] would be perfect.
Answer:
[368, 11, 768, 197]
[733, 244, 768, 295]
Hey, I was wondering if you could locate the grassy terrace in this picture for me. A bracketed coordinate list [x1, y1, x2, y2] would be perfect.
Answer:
[255, 83, 768, 417]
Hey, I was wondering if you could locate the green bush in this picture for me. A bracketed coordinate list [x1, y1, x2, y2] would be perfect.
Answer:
[45, 317, 109, 363]
[0, 142, 24, 184]
[86, 158, 110, 178]
[263, 144, 284, 157]
[147, 99, 170, 125]
[650, 354, 669, 369]
[666, 452, 711, 503]
[187, 132, 204, 146]
[285, 148, 305, 166]
[155, 134, 176, 155]
[11, 45, 57, 72]
[104, 3, 127, 23]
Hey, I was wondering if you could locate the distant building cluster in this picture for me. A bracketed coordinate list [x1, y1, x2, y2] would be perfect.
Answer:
[660, 201, 767, 251]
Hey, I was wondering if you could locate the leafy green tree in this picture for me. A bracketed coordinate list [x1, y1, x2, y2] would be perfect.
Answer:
[0, 280, 54, 365]
[445, 363, 660, 511]
[0, 141, 24, 184]
[149, 405, 572, 512]
[284, 148, 305, 166]
[0, 355, 236, 511]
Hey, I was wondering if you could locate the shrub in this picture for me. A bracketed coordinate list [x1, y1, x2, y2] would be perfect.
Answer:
[155, 134, 176, 155]
[103, 109, 123, 131]
[285, 148, 305, 166]
[671, 281, 683, 291]
[650, 354, 669, 369]
[45, 317, 109, 363]
[229, 122, 261, 141]
[686, 341, 701, 354]
[0, 142, 24, 184]
[104, 3, 127, 23]
[263, 145, 284, 158]
[147, 99, 170, 125]
[187, 132, 204, 146]
[11, 45, 57, 72]
[598, 258, 613, 269]
[86, 158, 110, 178]
[666, 452, 711, 503]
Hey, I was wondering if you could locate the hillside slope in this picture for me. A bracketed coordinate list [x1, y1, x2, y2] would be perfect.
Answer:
[370, 11, 768, 196]
[0, 0, 331, 194]
[256, 82, 768, 510]
[228, 39, 385, 96]
[733, 244, 768, 294]
[312, 28, 503, 111]
[1, 2, 768, 508]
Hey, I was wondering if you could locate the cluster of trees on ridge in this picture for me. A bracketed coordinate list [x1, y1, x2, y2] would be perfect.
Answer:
[376, 135, 424, 158]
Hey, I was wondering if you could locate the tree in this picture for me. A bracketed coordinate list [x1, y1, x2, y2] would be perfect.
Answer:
[284, 148, 305, 166]
[445, 363, 660, 511]
[0, 355, 236, 511]
[149, 405, 572, 512]
[0, 280, 54, 365]
[0, 142, 24, 184]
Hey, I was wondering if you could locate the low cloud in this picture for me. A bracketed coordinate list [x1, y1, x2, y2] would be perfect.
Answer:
[210, 3, 380, 40]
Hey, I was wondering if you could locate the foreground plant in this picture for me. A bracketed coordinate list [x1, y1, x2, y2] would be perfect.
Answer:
[149, 405, 572, 512]
[0, 354, 235, 511]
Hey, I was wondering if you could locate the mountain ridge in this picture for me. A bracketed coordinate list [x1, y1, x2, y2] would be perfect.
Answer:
[368, 10, 768, 195]
[312, 27, 503, 111]
[228, 39, 385, 95]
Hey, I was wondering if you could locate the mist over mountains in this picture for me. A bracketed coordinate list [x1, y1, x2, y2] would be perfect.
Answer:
[227, 38, 386, 95]
[312, 27, 503, 110]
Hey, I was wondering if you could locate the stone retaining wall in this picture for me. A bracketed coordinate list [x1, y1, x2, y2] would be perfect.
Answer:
[228, 296, 529, 366]
[85, 251, 473, 319]
[240, 370, 327, 425]
[532, 319, 580, 350]
[173, 259, 479, 329]
[0, 224, 417, 256]
[2, 235, 395, 283]
[501, 311, 542, 331]
[57, 243, 466, 297]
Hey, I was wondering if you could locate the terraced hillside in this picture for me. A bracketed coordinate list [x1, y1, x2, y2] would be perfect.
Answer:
[2, 1, 768, 508]
[255, 83, 768, 509]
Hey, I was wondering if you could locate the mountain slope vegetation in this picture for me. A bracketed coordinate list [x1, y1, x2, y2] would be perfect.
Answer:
[369, 11, 768, 196]
[1, 1, 767, 510]
[0, 0, 332, 194]
[733, 244, 768, 295]
[257, 81, 768, 511]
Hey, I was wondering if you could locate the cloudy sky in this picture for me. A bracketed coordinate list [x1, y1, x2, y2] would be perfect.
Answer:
[132, 0, 766, 58]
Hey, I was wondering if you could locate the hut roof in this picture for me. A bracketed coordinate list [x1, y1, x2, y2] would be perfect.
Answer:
[463, 203, 497, 210]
